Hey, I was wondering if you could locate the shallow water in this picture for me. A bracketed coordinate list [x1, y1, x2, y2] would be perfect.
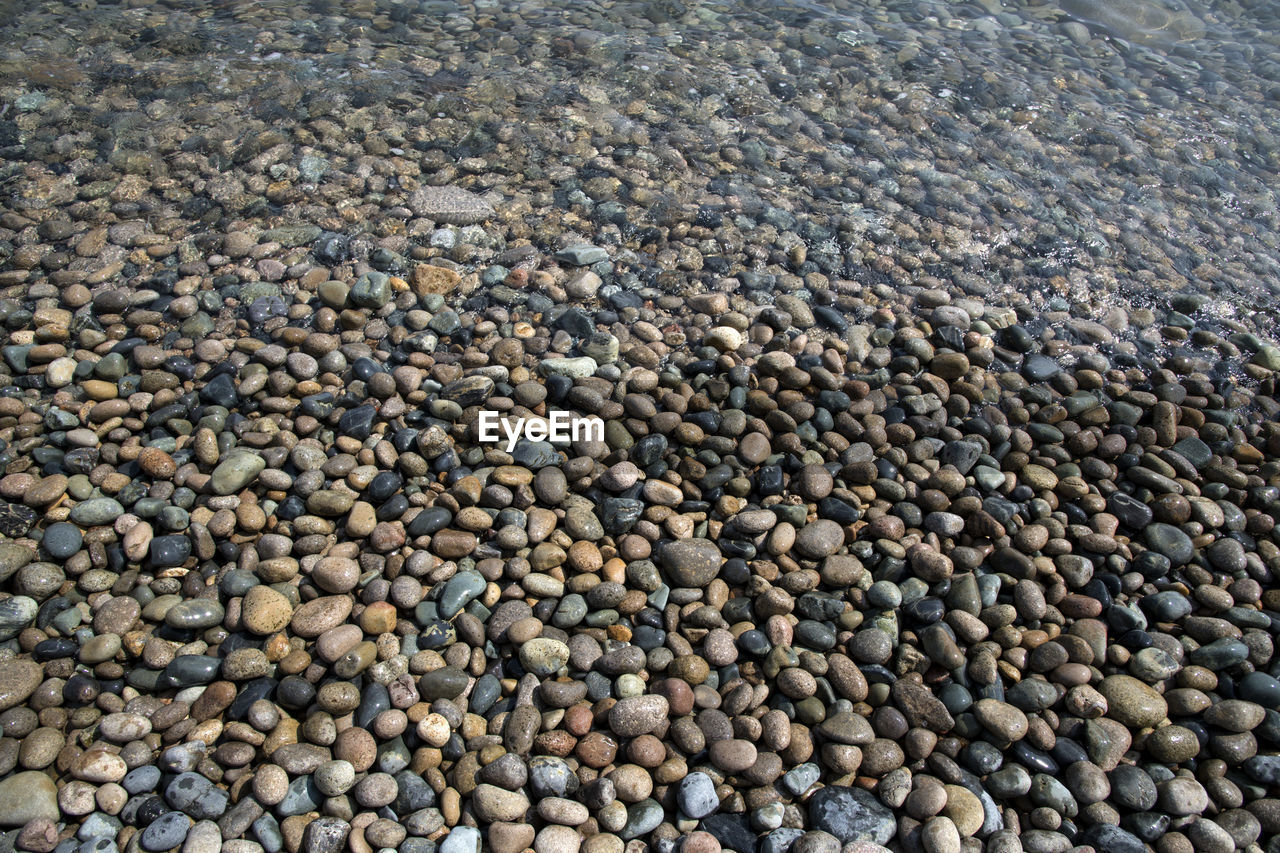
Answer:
[2, 0, 1280, 346]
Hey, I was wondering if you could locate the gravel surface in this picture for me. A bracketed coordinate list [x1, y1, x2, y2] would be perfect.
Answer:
[2, 2, 1280, 853]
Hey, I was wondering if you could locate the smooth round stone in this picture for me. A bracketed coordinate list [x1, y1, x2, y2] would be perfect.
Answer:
[1146, 725, 1200, 763]
[349, 271, 392, 308]
[1144, 523, 1194, 566]
[866, 581, 902, 609]
[678, 772, 719, 819]
[519, 638, 571, 676]
[1129, 647, 1181, 682]
[0, 543, 35, 583]
[1146, 589, 1194, 623]
[277, 776, 322, 816]
[164, 655, 222, 687]
[619, 799, 664, 841]
[552, 594, 588, 628]
[1158, 778, 1210, 815]
[149, 535, 192, 568]
[527, 757, 573, 800]
[98, 712, 151, 743]
[1098, 675, 1167, 727]
[964, 741, 1004, 775]
[314, 760, 356, 797]
[709, 739, 758, 773]
[439, 826, 482, 853]
[1078, 825, 1145, 853]
[140, 812, 190, 851]
[1203, 700, 1266, 732]
[301, 816, 351, 853]
[762, 828, 806, 853]
[658, 539, 722, 586]
[210, 452, 266, 495]
[1238, 672, 1280, 709]
[1190, 638, 1249, 670]
[1030, 773, 1077, 817]
[69, 498, 124, 526]
[973, 699, 1028, 742]
[609, 695, 669, 737]
[987, 766, 1031, 799]
[242, 585, 293, 635]
[922, 816, 962, 853]
[0, 770, 59, 826]
[782, 764, 821, 797]
[164, 600, 224, 630]
[1108, 765, 1157, 811]
[470, 674, 502, 714]
[1207, 537, 1247, 572]
[419, 666, 469, 700]
[470, 784, 530, 823]
[42, 522, 83, 558]
[0, 596, 37, 640]
[793, 519, 845, 559]
[438, 571, 486, 619]
[1003, 679, 1054, 713]
[123, 766, 162, 795]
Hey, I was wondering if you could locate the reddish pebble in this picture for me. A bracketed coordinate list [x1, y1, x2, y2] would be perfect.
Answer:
[654, 678, 695, 716]
[136, 447, 177, 479]
[1058, 594, 1103, 618]
[15, 818, 58, 853]
[575, 731, 619, 768]
[564, 704, 594, 736]
[683, 831, 722, 853]
[534, 730, 577, 757]
[334, 727, 377, 772]
[765, 614, 793, 646]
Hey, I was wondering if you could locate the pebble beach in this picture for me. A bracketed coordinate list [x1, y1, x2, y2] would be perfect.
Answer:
[2, 1, 1280, 853]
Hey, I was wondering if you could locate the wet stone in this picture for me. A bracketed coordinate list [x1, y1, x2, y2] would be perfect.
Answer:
[408, 186, 495, 224]
[1145, 523, 1194, 566]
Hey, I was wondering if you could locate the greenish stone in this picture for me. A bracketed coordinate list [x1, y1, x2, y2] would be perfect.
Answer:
[261, 225, 322, 246]
[438, 571, 486, 619]
[0, 543, 36, 583]
[351, 271, 392, 309]
[209, 452, 265, 495]
[1251, 345, 1280, 370]
[419, 666, 469, 700]
[239, 281, 282, 303]
[318, 281, 349, 310]
[69, 497, 125, 526]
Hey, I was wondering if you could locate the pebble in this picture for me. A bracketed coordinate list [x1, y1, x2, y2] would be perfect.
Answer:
[678, 772, 719, 819]
[0, 771, 59, 826]
[807, 787, 896, 845]
[1098, 675, 1168, 727]
[609, 695, 669, 737]
[139, 812, 191, 851]
[657, 539, 722, 586]
[440, 826, 483, 853]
